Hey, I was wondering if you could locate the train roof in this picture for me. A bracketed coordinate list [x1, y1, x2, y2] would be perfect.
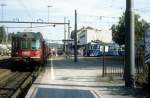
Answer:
[12, 32, 43, 39]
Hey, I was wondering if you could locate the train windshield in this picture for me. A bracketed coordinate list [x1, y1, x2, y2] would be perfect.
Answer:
[32, 39, 40, 49]
[21, 39, 31, 49]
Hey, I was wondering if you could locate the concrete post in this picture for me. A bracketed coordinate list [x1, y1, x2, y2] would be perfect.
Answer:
[74, 10, 78, 62]
[125, 0, 135, 87]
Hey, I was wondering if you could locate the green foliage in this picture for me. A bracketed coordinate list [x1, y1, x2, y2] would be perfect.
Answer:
[0, 26, 6, 43]
[111, 13, 147, 46]
[135, 44, 148, 87]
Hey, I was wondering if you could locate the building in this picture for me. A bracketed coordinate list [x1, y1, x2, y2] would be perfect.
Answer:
[70, 26, 112, 56]
[71, 26, 112, 46]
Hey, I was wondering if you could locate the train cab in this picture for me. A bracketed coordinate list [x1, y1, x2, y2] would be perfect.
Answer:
[11, 32, 45, 65]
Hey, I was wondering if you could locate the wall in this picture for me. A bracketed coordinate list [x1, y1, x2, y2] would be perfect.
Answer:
[78, 27, 112, 45]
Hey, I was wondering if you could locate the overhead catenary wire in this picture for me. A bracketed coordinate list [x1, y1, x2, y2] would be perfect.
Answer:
[78, 14, 119, 26]
[6, 25, 55, 28]
[16, 0, 34, 21]
[79, 14, 119, 19]
[134, 9, 150, 13]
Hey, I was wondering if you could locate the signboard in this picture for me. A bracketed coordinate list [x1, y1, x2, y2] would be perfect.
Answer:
[22, 51, 30, 56]
[144, 27, 150, 63]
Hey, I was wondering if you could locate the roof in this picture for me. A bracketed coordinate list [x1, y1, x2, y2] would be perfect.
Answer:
[12, 32, 43, 39]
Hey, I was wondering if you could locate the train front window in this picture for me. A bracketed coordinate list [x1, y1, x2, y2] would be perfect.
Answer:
[32, 39, 40, 49]
[21, 39, 31, 49]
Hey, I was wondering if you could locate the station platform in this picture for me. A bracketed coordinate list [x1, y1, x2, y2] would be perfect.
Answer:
[25, 56, 149, 98]
[0, 56, 10, 61]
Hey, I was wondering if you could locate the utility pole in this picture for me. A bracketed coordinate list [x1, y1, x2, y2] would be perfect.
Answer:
[74, 10, 78, 62]
[48, 5, 52, 22]
[125, 0, 135, 87]
[1, 3, 6, 21]
[30, 23, 32, 31]
[67, 20, 71, 58]
[1, 3, 6, 44]
[64, 17, 67, 55]
[68, 20, 70, 41]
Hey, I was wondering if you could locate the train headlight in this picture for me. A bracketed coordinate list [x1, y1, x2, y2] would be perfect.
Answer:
[16, 52, 18, 55]
[16, 52, 19, 55]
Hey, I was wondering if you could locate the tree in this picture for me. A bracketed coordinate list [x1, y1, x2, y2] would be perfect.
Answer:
[111, 13, 147, 46]
[0, 26, 6, 43]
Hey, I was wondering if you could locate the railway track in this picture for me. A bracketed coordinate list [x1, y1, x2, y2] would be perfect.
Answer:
[0, 66, 42, 98]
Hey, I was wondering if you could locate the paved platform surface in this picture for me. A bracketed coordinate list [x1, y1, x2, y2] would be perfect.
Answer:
[0, 56, 10, 60]
[25, 56, 150, 98]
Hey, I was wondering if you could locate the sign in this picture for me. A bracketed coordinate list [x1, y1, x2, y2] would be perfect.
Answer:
[144, 27, 150, 63]
[22, 51, 30, 56]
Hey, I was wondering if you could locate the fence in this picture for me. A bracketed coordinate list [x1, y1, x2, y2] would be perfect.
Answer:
[102, 56, 125, 77]
[102, 51, 146, 81]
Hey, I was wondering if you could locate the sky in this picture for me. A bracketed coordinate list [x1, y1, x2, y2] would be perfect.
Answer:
[0, 0, 150, 43]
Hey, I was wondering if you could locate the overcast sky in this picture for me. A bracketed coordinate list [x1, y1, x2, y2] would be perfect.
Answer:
[0, 0, 150, 42]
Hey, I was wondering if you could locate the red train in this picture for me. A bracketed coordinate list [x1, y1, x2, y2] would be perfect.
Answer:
[11, 32, 49, 65]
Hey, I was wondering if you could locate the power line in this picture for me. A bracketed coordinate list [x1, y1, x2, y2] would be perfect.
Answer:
[134, 9, 150, 13]
[80, 21, 118, 24]
[79, 15, 119, 19]
[16, 0, 34, 21]
[0, 20, 69, 25]
[6, 25, 55, 28]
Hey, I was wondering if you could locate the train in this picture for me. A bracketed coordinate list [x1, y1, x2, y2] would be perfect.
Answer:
[11, 32, 49, 66]
[83, 42, 125, 57]
[83, 43, 103, 57]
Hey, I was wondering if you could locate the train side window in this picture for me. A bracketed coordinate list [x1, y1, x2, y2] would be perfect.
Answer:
[22, 39, 27, 49]
[32, 39, 40, 49]
[12, 38, 21, 50]
[16, 38, 21, 49]
[27, 39, 31, 49]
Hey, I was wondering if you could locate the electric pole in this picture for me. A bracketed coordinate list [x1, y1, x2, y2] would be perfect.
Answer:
[1, 3, 6, 21]
[68, 20, 70, 41]
[64, 17, 67, 55]
[74, 10, 78, 62]
[67, 20, 71, 58]
[125, 0, 135, 87]
[48, 5, 52, 22]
